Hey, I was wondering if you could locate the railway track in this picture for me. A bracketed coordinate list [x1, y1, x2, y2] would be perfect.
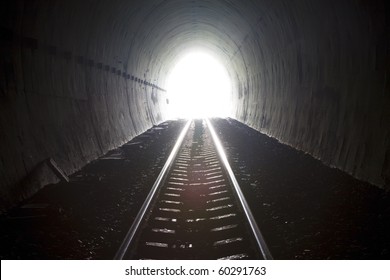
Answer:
[114, 119, 272, 260]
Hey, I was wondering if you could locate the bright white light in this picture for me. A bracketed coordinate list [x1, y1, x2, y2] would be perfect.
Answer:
[166, 51, 231, 119]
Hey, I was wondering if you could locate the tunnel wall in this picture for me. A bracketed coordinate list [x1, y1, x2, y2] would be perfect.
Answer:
[0, 1, 168, 210]
[231, 0, 390, 188]
[1, 0, 389, 211]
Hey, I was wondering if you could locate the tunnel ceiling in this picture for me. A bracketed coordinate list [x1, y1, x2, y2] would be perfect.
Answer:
[0, 0, 389, 210]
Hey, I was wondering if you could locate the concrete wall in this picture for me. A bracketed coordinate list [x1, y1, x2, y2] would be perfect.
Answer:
[0, 0, 389, 210]
[0, 0, 168, 209]
[232, 0, 390, 187]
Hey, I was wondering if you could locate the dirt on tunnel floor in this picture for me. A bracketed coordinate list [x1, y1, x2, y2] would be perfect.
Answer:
[0, 120, 186, 259]
[0, 118, 389, 259]
[211, 118, 390, 259]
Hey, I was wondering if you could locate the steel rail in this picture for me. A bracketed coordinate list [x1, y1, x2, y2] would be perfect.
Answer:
[114, 120, 192, 260]
[206, 118, 273, 260]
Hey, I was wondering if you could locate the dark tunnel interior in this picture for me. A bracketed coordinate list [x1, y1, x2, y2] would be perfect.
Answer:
[0, 0, 390, 259]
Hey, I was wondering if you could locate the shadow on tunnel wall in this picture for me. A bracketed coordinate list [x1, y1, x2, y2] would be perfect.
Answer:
[0, 0, 389, 211]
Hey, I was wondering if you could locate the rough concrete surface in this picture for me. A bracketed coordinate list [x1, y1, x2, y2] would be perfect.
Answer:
[1, 0, 389, 210]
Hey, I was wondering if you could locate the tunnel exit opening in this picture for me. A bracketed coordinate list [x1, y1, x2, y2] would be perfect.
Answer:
[166, 51, 232, 119]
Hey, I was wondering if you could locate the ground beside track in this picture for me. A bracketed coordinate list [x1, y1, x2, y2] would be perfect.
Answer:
[1, 118, 389, 259]
[211, 118, 390, 259]
[0, 120, 186, 259]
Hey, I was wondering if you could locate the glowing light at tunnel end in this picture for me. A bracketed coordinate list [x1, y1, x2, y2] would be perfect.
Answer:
[166, 51, 232, 119]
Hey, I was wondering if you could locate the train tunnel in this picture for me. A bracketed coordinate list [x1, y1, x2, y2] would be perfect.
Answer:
[0, 0, 390, 259]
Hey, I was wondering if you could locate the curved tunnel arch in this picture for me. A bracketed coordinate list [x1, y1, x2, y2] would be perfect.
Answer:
[0, 0, 389, 210]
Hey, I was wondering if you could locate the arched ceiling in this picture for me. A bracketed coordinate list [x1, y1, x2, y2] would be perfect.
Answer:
[0, 0, 389, 210]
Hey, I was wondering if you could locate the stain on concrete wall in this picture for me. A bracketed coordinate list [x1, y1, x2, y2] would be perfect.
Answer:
[0, 0, 389, 210]
[233, 0, 390, 188]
